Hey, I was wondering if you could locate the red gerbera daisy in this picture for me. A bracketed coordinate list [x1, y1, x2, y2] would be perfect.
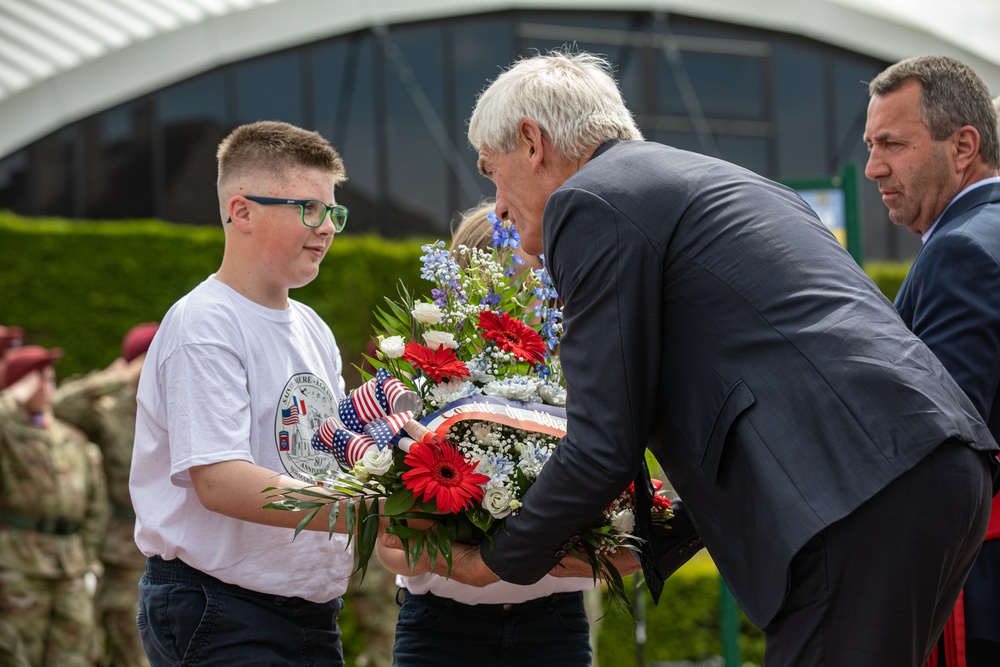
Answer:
[401, 440, 490, 514]
[477, 310, 547, 365]
[403, 342, 470, 382]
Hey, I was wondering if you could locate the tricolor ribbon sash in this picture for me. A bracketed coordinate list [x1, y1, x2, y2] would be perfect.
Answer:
[311, 368, 422, 469]
[419, 395, 567, 439]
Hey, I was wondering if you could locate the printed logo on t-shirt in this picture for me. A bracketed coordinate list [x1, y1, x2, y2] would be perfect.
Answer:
[274, 373, 340, 481]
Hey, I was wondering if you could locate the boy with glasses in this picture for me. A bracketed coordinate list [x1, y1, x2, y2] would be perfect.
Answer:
[130, 121, 356, 666]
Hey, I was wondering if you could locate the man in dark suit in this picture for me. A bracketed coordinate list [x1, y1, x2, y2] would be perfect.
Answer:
[394, 51, 998, 665]
[866, 55, 1000, 666]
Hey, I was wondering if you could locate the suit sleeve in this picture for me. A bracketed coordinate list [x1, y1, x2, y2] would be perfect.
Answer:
[480, 186, 669, 583]
[906, 232, 1000, 420]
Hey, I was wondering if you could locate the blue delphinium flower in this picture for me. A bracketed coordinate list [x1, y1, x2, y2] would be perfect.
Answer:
[488, 211, 520, 250]
[489, 211, 528, 278]
[481, 291, 502, 308]
[420, 241, 466, 308]
[533, 261, 563, 353]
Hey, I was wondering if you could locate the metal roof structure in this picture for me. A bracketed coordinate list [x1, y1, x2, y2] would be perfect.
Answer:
[1, 0, 999, 159]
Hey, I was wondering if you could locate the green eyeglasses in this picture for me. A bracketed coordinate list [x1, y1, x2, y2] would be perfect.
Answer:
[234, 195, 348, 232]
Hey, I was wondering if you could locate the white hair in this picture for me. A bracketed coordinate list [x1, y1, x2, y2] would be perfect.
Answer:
[468, 50, 643, 162]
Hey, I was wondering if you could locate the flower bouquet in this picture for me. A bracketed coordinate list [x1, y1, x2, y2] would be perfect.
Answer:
[265, 214, 673, 611]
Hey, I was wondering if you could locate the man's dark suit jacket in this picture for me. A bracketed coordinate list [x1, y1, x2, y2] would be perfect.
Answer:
[895, 182, 1000, 441]
[480, 140, 998, 628]
[894, 181, 1000, 642]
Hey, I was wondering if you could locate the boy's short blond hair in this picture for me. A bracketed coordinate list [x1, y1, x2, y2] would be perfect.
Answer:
[217, 121, 347, 191]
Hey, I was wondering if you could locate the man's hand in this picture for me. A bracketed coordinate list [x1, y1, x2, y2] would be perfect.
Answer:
[549, 545, 643, 579]
[376, 531, 500, 586]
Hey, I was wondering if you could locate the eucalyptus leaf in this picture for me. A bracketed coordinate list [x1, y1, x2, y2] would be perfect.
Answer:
[293, 507, 320, 540]
[407, 532, 426, 568]
[345, 501, 357, 548]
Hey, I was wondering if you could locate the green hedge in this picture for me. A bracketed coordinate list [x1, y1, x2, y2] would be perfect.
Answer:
[0, 212, 430, 386]
[864, 261, 909, 303]
[0, 210, 913, 381]
[596, 554, 765, 666]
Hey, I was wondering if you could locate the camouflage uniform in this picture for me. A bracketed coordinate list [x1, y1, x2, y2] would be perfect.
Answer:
[53, 374, 149, 667]
[0, 393, 109, 667]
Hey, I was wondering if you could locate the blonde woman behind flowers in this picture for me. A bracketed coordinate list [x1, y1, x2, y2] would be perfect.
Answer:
[375, 201, 636, 667]
[456, 201, 605, 658]
[451, 200, 543, 273]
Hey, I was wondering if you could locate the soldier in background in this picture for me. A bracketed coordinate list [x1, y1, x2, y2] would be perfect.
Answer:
[0, 328, 27, 667]
[0, 345, 109, 666]
[0, 326, 23, 376]
[53, 322, 157, 667]
[0, 326, 22, 354]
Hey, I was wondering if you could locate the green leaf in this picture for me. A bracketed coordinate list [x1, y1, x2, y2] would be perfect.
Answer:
[437, 527, 453, 577]
[385, 524, 424, 539]
[466, 508, 493, 535]
[327, 496, 341, 537]
[293, 507, 320, 540]
[383, 490, 417, 516]
[276, 486, 342, 501]
[407, 532, 426, 569]
[515, 466, 531, 494]
[353, 500, 380, 582]
[344, 501, 357, 547]
[385, 298, 413, 327]
[645, 450, 662, 479]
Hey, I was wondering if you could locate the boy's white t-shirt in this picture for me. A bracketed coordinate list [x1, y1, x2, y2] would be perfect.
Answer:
[131, 276, 354, 603]
[397, 572, 594, 606]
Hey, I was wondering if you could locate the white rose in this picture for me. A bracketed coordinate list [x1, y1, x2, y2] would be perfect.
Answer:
[481, 484, 514, 519]
[361, 447, 394, 476]
[350, 464, 370, 483]
[411, 302, 443, 325]
[379, 335, 406, 359]
[611, 509, 636, 533]
[422, 330, 458, 350]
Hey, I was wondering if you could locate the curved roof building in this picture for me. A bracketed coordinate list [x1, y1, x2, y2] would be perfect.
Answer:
[1, 0, 997, 259]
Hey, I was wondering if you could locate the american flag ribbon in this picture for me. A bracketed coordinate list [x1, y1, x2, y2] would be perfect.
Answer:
[311, 368, 422, 469]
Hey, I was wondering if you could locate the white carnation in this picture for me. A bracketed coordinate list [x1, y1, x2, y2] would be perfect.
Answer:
[611, 509, 636, 533]
[483, 377, 541, 402]
[515, 442, 551, 479]
[379, 335, 406, 359]
[429, 379, 479, 405]
[361, 447, 394, 476]
[422, 330, 458, 350]
[465, 354, 496, 384]
[411, 302, 444, 325]
[470, 453, 515, 482]
[536, 380, 567, 406]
